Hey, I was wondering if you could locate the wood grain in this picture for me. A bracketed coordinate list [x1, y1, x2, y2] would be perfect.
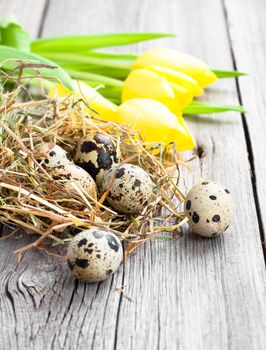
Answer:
[0, 234, 123, 350]
[0, 0, 47, 39]
[223, 0, 266, 245]
[0, 0, 266, 349]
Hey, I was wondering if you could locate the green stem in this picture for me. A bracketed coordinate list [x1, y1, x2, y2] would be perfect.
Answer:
[184, 101, 246, 114]
[212, 69, 247, 78]
[39, 52, 134, 70]
[67, 69, 124, 87]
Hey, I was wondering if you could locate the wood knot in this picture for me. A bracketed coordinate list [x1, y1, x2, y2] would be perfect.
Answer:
[196, 145, 205, 159]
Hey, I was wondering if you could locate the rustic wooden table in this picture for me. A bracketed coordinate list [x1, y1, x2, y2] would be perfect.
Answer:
[0, 0, 266, 349]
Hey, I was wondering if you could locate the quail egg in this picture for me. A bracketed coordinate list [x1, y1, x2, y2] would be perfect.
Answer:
[184, 181, 234, 237]
[42, 144, 97, 199]
[74, 133, 118, 186]
[101, 164, 153, 214]
[41, 144, 73, 168]
[66, 227, 123, 282]
[50, 163, 97, 199]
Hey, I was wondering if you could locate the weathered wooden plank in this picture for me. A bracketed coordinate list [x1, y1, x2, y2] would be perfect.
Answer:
[0, 0, 47, 39]
[41, 0, 266, 349]
[0, 234, 123, 350]
[0, 0, 266, 349]
[0, 2, 50, 350]
[223, 0, 266, 245]
[0, 4, 124, 350]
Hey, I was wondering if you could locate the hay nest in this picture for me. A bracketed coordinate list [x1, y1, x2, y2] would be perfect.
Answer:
[0, 62, 189, 259]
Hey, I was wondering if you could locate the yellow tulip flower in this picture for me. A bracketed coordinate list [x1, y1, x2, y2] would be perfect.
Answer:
[49, 81, 118, 121]
[49, 83, 195, 151]
[122, 68, 194, 113]
[132, 48, 217, 88]
[117, 98, 196, 151]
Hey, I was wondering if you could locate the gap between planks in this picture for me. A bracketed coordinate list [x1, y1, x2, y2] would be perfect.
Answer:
[221, 0, 266, 264]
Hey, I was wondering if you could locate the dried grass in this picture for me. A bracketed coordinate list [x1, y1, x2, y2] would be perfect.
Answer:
[0, 62, 189, 258]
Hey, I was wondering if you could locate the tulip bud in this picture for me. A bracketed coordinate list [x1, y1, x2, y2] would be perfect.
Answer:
[122, 68, 193, 113]
[132, 48, 217, 88]
[49, 81, 118, 121]
[117, 98, 196, 151]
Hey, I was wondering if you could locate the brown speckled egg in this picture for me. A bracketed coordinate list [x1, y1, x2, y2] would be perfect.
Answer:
[184, 181, 234, 237]
[101, 164, 153, 214]
[42, 144, 73, 168]
[66, 228, 123, 282]
[50, 163, 97, 199]
[74, 133, 118, 186]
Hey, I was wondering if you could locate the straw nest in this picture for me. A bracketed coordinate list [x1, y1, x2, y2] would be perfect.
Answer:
[0, 62, 189, 259]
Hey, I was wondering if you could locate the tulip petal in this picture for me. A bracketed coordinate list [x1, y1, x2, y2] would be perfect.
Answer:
[117, 98, 195, 150]
[49, 81, 118, 120]
[132, 48, 217, 88]
[170, 82, 194, 109]
[122, 69, 185, 114]
[147, 65, 203, 96]
[122, 68, 175, 99]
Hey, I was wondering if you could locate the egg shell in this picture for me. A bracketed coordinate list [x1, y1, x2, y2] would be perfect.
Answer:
[42, 144, 73, 168]
[74, 133, 118, 186]
[184, 181, 234, 237]
[50, 163, 97, 199]
[101, 164, 153, 214]
[66, 228, 123, 282]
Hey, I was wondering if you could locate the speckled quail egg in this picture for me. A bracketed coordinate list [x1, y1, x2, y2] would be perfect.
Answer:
[101, 164, 153, 214]
[50, 163, 97, 199]
[66, 227, 123, 282]
[42, 144, 97, 199]
[184, 181, 234, 237]
[74, 133, 118, 186]
[41, 144, 73, 168]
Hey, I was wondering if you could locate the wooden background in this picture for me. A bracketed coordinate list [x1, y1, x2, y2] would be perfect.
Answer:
[0, 0, 266, 349]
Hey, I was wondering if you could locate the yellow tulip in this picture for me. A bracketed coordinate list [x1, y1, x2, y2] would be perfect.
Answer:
[117, 98, 196, 151]
[132, 48, 217, 88]
[49, 81, 118, 120]
[49, 83, 195, 151]
[122, 68, 194, 113]
[122, 64, 204, 115]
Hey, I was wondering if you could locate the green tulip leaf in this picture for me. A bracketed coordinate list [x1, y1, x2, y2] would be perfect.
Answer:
[39, 50, 138, 61]
[0, 17, 30, 52]
[67, 68, 124, 87]
[0, 45, 75, 90]
[31, 33, 175, 53]
[212, 69, 247, 78]
[39, 52, 134, 70]
[184, 101, 246, 114]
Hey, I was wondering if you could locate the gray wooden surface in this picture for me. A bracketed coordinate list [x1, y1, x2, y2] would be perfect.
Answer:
[0, 0, 266, 349]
